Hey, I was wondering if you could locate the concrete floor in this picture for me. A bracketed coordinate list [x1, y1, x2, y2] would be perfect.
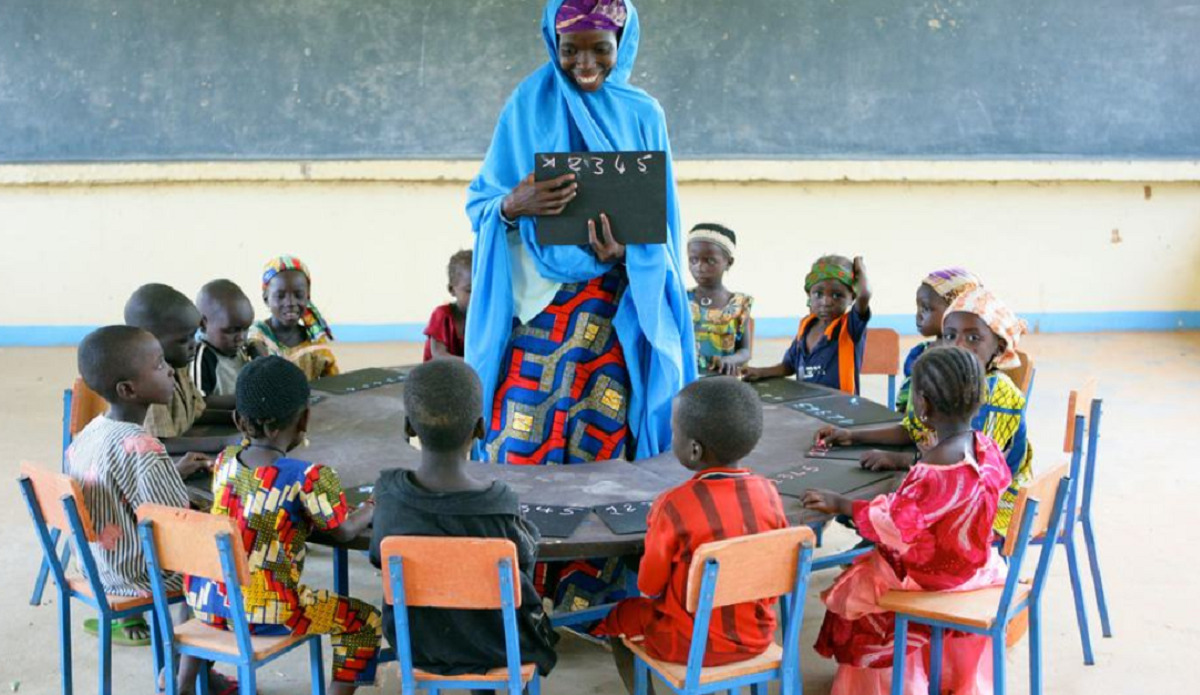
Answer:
[2, 333, 1198, 694]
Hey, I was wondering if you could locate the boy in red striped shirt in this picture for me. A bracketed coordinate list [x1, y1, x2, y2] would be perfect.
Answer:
[596, 377, 789, 692]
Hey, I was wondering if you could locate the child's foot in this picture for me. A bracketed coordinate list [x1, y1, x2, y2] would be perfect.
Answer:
[83, 617, 152, 646]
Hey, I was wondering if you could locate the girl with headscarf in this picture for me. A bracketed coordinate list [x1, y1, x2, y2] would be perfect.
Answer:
[247, 255, 340, 381]
[466, 0, 694, 466]
[897, 267, 983, 412]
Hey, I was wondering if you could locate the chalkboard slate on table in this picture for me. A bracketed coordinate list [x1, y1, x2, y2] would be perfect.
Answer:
[594, 500, 655, 535]
[788, 395, 904, 427]
[311, 368, 407, 395]
[749, 378, 827, 404]
[344, 484, 375, 508]
[769, 462, 894, 499]
[534, 151, 666, 247]
[519, 504, 590, 539]
[807, 444, 914, 462]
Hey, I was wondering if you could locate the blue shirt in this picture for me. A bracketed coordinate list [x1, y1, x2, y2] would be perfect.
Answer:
[782, 308, 871, 392]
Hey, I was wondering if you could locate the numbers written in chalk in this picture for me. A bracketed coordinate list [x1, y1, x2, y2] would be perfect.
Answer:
[538, 152, 656, 177]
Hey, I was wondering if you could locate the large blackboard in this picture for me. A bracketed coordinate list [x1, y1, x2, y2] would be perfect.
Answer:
[3, 0, 1198, 162]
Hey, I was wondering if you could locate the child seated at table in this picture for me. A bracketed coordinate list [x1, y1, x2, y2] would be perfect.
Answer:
[247, 255, 339, 380]
[803, 345, 1011, 695]
[67, 326, 209, 647]
[815, 286, 1031, 533]
[686, 223, 754, 376]
[594, 377, 788, 694]
[423, 249, 472, 361]
[124, 283, 234, 454]
[368, 359, 558, 677]
[896, 267, 981, 412]
[743, 255, 872, 394]
[181, 356, 379, 695]
[191, 279, 257, 410]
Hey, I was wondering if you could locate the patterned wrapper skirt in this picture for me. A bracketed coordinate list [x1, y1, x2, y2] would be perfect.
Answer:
[485, 268, 632, 465]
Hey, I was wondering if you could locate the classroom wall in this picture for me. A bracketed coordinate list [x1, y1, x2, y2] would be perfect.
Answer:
[2, 163, 1199, 345]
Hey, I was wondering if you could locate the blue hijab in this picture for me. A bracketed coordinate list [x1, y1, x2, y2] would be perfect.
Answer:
[465, 0, 696, 462]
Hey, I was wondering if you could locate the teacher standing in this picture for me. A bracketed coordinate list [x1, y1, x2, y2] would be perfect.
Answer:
[466, 0, 695, 465]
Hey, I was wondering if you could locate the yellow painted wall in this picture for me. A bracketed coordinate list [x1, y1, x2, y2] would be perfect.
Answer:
[2, 162, 1199, 331]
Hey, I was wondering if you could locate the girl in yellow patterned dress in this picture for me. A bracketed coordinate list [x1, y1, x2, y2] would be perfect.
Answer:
[686, 224, 754, 376]
[181, 356, 378, 694]
[247, 255, 339, 381]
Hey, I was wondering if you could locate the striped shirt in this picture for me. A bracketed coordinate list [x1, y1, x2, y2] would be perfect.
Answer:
[65, 416, 189, 596]
[638, 468, 790, 665]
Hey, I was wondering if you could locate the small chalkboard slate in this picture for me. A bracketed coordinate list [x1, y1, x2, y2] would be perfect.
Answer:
[787, 395, 904, 427]
[593, 500, 654, 535]
[344, 484, 374, 508]
[311, 368, 407, 395]
[519, 504, 590, 539]
[749, 378, 827, 404]
[769, 462, 894, 499]
[807, 444, 914, 462]
[534, 151, 666, 247]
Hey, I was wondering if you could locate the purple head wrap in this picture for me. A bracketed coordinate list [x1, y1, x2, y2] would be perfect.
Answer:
[555, 0, 628, 34]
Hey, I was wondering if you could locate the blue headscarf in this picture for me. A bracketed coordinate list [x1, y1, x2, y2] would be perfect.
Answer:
[465, 0, 696, 462]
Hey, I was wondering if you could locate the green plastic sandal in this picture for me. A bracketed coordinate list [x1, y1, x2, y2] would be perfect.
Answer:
[82, 617, 152, 647]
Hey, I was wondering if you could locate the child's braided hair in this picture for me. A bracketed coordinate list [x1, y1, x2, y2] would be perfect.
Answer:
[234, 356, 311, 437]
[911, 345, 985, 420]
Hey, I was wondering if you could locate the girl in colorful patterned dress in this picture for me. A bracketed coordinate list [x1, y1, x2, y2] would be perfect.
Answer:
[180, 356, 379, 694]
[686, 223, 754, 376]
[817, 287, 1032, 533]
[804, 346, 1012, 695]
[247, 255, 339, 381]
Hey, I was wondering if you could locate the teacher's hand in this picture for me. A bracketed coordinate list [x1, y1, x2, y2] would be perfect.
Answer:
[502, 173, 577, 219]
[588, 213, 626, 263]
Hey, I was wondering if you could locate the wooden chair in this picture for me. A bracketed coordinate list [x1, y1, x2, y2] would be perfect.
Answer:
[880, 466, 1071, 695]
[18, 462, 182, 695]
[32, 378, 109, 606]
[381, 536, 540, 695]
[1002, 349, 1036, 404]
[137, 504, 326, 695]
[862, 328, 901, 409]
[625, 526, 815, 695]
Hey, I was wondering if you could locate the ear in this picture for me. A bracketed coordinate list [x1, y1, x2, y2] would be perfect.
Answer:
[447, 283, 455, 296]
[404, 416, 417, 439]
[690, 439, 704, 464]
[198, 315, 208, 333]
[726, 255, 735, 269]
[913, 391, 931, 422]
[261, 288, 269, 306]
[473, 417, 485, 441]
[114, 379, 136, 402]
[232, 411, 250, 436]
[297, 408, 311, 433]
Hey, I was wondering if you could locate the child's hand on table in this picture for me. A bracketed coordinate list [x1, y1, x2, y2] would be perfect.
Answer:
[813, 426, 852, 449]
[175, 452, 213, 478]
[708, 356, 742, 377]
[802, 489, 853, 516]
[859, 450, 914, 471]
[740, 366, 767, 382]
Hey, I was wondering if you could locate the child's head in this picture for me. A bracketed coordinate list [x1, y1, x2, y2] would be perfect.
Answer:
[78, 325, 175, 406]
[910, 344, 985, 426]
[941, 287, 1026, 373]
[123, 283, 201, 370]
[447, 249, 473, 313]
[804, 255, 856, 322]
[234, 356, 311, 448]
[196, 279, 254, 355]
[671, 376, 763, 470]
[915, 268, 981, 338]
[260, 255, 334, 341]
[403, 359, 484, 454]
[686, 223, 737, 287]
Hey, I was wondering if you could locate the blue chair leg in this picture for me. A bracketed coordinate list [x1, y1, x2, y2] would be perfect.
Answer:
[1064, 538, 1096, 664]
[98, 609, 113, 695]
[309, 637, 326, 695]
[1081, 516, 1112, 637]
[196, 664, 210, 695]
[928, 626, 943, 695]
[58, 589, 72, 695]
[992, 631, 1006, 695]
[752, 683, 768, 695]
[634, 657, 649, 695]
[239, 665, 256, 695]
[890, 616, 908, 695]
[333, 547, 349, 596]
[1029, 603, 1043, 695]
[887, 375, 896, 411]
[148, 612, 164, 688]
[30, 529, 58, 606]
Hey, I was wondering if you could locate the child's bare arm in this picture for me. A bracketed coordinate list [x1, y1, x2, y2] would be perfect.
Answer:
[741, 362, 793, 381]
[428, 339, 463, 361]
[852, 256, 872, 316]
[844, 423, 910, 446]
[316, 502, 374, 545]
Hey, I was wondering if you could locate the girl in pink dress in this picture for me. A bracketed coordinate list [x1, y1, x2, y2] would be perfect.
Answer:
[803, 345, 1012, 695]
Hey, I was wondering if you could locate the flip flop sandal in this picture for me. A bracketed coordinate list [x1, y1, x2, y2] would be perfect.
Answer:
[82, 617, 152, 647]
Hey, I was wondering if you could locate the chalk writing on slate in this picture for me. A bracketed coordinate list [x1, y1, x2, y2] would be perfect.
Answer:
[769, 463, 894, 499]
[749, 378, 827, 404]
[787, 395, 904, 427]
[594, 500, 655, 535]
[807, 444, 913, 462]
[518, 504, 590, 539]
[311, 367, 407, 395]
[534, 151, 666, 247]
[344, 484, 374, 508]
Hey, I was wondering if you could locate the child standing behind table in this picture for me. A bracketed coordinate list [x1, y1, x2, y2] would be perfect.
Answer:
[743, 255, 872, 394]
[423, 249, 472, 361]
[594, 377, 788, 695]
[368, 359, 558, 677]
[248, 255, 339, 380]
[686, 223, 754, 376]
[191, 279, 257, 410]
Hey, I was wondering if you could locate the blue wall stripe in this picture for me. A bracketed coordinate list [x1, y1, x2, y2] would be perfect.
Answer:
[2, 311, 1198, 347]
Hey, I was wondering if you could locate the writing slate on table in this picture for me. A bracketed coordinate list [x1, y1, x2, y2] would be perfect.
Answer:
[788, 394, 904, 428]
[750, 378, 827, 405]
[534, 151, 666, 247]
[311, 367, 407, 395]
[594, 500, 655, 535]
[769, 462, 894, 499]
[519, 504, 590, 539]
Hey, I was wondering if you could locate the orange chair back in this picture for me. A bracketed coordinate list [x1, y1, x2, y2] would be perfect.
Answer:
[70, 377, 108, 438]
[1002, 464, 1068, 557]
[1001, 350, 1035, 396]
[861, 329, 900, 377]
[685, 526, 815, 613]
[136, 504, 250, 585]
[1062, 378, 1098, 454]
[380, 536, 520, 609]
[20, 462, 97, 542]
